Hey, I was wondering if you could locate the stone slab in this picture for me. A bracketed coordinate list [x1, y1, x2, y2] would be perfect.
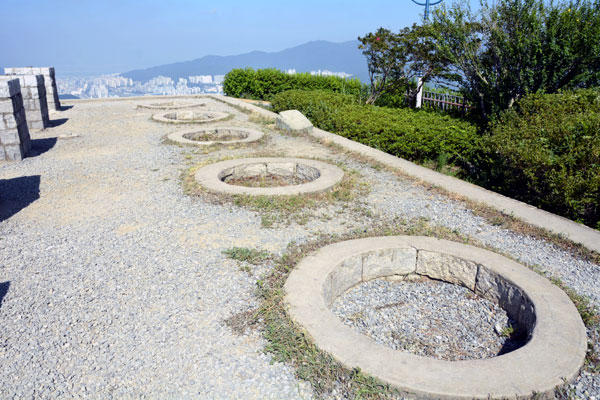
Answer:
[329, 254, 363, 299]
[362, 248, 417, 282]
[416, 250, 479, 290]
[5, 67, 55, 76]
[0, 78, 21, 98]
[276, 110, 313, 134]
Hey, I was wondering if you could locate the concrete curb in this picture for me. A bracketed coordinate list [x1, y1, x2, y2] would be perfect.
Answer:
[194, 157, 344, 196]
[284, 236, 587, 399]
[210, 95, 600, 253]
[167, 126, 264, 147]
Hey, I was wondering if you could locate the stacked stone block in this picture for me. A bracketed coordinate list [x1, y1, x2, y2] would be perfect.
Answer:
[5, 67, 61, 111]
[0, 79, 31, 161]
[0, 75, 49, 130]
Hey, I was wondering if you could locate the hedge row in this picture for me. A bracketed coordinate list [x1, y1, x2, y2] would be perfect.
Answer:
[271, 90, 480, 164]
[481, 89, 600, 228]
[223, 68, 365, 101]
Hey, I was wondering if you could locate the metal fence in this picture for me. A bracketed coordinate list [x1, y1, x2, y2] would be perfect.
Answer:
[421, 91, 472, 113]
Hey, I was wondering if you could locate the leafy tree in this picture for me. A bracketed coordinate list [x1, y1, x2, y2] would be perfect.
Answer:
[430, 0, 600, 121]
[358, 25, 449, 105]
[358, 28, 406, 104]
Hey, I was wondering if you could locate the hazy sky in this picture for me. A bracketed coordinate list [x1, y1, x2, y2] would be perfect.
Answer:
[1, 0, 450, 76]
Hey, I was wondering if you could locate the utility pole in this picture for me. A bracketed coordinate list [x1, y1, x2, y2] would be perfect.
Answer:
[410, 0, 444, 21]
[411, 0, 444, 108]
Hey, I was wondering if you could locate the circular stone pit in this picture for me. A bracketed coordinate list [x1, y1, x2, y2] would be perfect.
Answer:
[138, 101, 205, 110]
[194, 157, 344, 196]
[284, 236, 587, 399]
[152, 110, 231, 124]
[331, 278, 525, 361]
[167, 127, 264, 146]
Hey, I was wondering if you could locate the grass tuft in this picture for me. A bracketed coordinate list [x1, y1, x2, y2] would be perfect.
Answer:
[223, 247, 271, 265]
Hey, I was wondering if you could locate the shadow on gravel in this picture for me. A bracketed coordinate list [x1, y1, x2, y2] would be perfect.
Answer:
[27, 138, 57, 158]
[0, 282, 9, 309]
[59, 105, 74, 111]
[497, 331, 528, 356]
[0, 175, 41, 222]
[48, 118, 68, 128]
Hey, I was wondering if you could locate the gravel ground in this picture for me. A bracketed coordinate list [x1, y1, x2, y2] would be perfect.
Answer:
[331, 278, 523, 361]
[0, 96, 598, 399]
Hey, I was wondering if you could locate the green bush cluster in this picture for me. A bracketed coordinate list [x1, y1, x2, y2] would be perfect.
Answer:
[480, 89, 600, 228]
[271, 90, 479, 164]
[223, 68, 365, 100]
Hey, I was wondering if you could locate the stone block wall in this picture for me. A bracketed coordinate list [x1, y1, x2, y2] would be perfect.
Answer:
[0, 79, 31, 161]
[0, 75, 49, 130]
[5, 67, 61, 111]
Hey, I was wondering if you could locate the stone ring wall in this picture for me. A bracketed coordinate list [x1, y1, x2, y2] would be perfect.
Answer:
[194, 157, 344, 196]
[284, 236, 587, 399]
[138, 102, 205, 110]
[167, 127, 264, 146]
[152, 110, 231, 124]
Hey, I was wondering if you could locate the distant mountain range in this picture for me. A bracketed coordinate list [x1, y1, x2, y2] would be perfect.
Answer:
[121, 40, 369, 83]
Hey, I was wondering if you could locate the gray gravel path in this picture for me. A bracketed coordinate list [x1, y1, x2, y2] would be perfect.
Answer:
[0, 99, 314, 399]
[1, 96, 598, 399]
[331, 278, 521, 361]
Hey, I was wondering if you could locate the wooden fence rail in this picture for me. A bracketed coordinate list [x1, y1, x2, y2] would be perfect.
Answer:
[421, 91, 472, 113]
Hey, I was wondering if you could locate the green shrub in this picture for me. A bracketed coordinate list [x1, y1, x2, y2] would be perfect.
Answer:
[223, 68, 366, 101]
[374, 86, 411, 108]
[222, 68, 255, 99]
[482, 89, 600, 228]
[272, 90, 479, 164]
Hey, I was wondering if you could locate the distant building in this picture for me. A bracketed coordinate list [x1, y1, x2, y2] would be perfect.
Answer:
[310, 69, 352, 79]
[148, 76, 173, 86]
[189, 75, 213, 84]
[89, 84, 109, 98]
[284, 68, 352, 79]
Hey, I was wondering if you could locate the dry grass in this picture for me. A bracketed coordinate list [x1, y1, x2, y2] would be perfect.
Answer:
[182, 154, 370, 228]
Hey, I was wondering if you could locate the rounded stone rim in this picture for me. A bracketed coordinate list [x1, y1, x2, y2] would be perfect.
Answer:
[167, 126, 264, 146]
[194, 157, 344, 196]
[284, 236, 587, 399]
[138, 102, 206, 110]
[151, 110, 231, 124]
